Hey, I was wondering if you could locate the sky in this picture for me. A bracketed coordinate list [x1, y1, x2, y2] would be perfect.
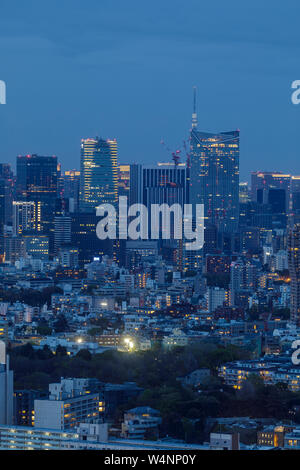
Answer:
[1, 0, 300, 181]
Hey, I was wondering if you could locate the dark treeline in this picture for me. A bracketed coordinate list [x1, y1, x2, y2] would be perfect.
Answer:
[9, 342, 300, 442]
[0, 287, 63, 307]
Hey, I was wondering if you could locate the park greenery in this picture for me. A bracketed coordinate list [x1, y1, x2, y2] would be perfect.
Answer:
[9, 341, 300, 442]
[0, 287, 63, 307]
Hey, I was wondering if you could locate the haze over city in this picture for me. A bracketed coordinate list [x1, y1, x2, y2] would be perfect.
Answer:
[1, 0, 300, 180]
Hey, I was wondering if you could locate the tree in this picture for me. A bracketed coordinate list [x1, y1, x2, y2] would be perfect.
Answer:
[53, 314, 69, 333]
[76, 349, 92, 361]
[88, 327, 103, 336]
[55, 345, 67, 357]
[18, 342, 35, 359]
[36, 345, 54, 360]
[37, 325, 52, 336]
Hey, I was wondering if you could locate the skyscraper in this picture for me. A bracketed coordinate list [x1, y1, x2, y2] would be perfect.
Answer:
[142, 163, 190, 270]
[16, 154, 58, 232]
[12, 201, 38, 236]
[251, 171, 291, 204]
[288, 223, 300, 325]
[251, 171, 290, 227]
[54, 215, 71, 255]
[189, 129, 240, 233]
[79, 137, 118, 213]
[142, 163, 188, 210]
[0, 164, 14, 231]
[71, 212, 113, 265]
[129, 164, 143, 206]
[291, 176, 300, 216]
[59, 170, 80, 213]
[118, 165, 130, 199]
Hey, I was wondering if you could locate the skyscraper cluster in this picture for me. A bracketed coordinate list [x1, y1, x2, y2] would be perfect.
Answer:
[0, 96, 300, 324]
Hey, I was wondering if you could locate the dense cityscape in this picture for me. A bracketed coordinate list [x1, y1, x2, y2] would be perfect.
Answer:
[2, 1, 300, 459]
[0, 93, 300, 452]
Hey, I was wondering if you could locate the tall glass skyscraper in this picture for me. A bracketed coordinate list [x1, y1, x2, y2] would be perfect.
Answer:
[79, 137, 118, 213]
[189, 129, 240, 233]
[16, 154, 58, 233]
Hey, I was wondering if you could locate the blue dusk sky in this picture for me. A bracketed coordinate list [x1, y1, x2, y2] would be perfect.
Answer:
[1, 0, 300, 181]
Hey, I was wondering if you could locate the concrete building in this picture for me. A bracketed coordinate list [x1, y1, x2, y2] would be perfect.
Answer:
[34, 378, 103, 430]
[275, 250, 288, 271]
[0, 422, 205, 450]
[284, 429, 300, 449]
[121, 407, 162, 440]
[258, 425, 294, 448]
[0, 341, 13, 425]
[207, 287, 227, 313]
[210, 432, 240, 450]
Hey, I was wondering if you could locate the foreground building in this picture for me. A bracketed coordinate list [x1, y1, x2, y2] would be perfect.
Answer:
[0, 422, 205, 450]
[34, 378, 103, 430]
[0, 341, 13, 425]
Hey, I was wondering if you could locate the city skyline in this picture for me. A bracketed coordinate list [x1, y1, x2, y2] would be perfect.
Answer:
[1, 1, 300, 181]
[2, 1, 300, 454]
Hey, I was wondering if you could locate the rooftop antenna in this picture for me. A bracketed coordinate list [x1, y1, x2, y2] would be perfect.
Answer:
[191, 86, 198, 129]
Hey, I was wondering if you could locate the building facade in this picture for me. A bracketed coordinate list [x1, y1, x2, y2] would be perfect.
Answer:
[79, 137, 118, 213]
[190, 129, 239, 233]
[288, 223, 300, 325]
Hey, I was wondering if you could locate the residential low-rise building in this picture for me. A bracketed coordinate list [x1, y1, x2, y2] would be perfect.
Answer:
[34, 378, 104, 430]
[121, 407, 162, 440]
[210, 432, 240, 450]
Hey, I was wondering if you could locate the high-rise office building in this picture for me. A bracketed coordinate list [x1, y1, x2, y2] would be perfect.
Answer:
[129, 164, 143, 206]
[71, 212, 113, 265]
[142, 163, 188, 209]
[16, 154, 58, 232]
[291, 176, 300, 216]
[0, 341, 13, 425]
[12, 201, 38, 236]
[190, 129, 240, 233]
[79, 137, 118, 213]
[118, 165, 130, 199]
[239, 201, 272, 230]
[288, 223, 300, 325]
[251, 171, 291, 227]
[54, 215, 71, 255]
[229, 258, 257, 306]
[251, 171, 291, 203]
[23, 234, 49, 260]
[239, 182, 250, 204]
[59, 170, 80, 213]
[142, 163, 191, 270]
[0, 164, 14, 231]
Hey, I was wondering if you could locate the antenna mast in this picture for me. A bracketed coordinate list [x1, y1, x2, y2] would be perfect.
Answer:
[191, 86, 197, 129]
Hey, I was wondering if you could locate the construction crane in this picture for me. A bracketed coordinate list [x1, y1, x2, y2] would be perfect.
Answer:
[160, 140, 181, 166]
[160, 86, 197, 167]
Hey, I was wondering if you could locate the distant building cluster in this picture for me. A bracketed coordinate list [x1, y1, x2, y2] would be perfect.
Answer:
[1, 106, 300, 450]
